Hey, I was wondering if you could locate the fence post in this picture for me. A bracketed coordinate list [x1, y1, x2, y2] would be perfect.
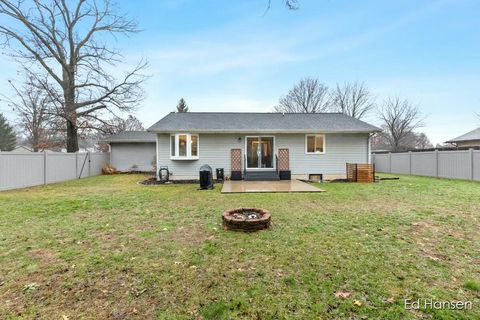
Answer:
[470, 148, 474, 181]
[88, 152, 91, 177]
[388, 152, 392, 173]
[409, 151, 412, 175]
[43, 151, 47, 185]
[75, 152, 78, 178]
[434, 149, 439, 178]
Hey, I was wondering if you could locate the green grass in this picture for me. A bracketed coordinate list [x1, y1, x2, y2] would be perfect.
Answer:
[0, 174, 479, 319]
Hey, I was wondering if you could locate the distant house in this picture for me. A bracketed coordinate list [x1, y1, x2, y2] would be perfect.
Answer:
[8, 146, 33, 153]
[446, 128, 480, 148]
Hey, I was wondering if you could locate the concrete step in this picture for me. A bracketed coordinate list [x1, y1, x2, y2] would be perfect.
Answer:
[244, 171, 280, 181]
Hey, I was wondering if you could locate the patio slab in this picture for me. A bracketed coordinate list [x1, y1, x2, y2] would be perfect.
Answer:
[221, 179, 325, 193]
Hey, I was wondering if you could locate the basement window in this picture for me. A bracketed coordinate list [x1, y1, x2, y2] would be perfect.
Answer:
[170, 133, 199, 160]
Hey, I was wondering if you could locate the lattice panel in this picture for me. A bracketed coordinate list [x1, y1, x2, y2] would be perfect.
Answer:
[231, 149, 242, 171]
[278, 148, 290, 171]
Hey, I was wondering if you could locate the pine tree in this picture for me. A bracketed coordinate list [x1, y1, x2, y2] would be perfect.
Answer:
[176, 98, 189, 113]
[0, 113, 17, 151]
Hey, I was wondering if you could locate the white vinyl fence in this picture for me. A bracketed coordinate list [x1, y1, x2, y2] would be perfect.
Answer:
[0, 152, 110, 191]
[373, 149, 480, 181]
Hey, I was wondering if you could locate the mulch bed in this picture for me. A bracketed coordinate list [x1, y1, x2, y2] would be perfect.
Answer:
[139, 177, 225, 185]
[139, 177, 199, 185]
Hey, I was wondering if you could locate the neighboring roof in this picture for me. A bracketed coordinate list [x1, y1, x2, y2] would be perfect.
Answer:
[148, 112, 381, 133]
[101, 131, 156, 143]
[12, 145, 33, 153]
[446, 128, 480, 143]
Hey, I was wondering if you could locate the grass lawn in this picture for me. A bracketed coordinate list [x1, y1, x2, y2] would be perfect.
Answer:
[0, 174, 479, 319]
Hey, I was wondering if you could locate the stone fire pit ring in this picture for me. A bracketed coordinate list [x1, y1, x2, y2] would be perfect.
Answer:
[222, 207, 271, 232]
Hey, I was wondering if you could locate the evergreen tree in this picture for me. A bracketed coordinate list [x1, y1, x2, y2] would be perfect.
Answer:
[0, 113, 17, 151]
[176, 98, 189, 113]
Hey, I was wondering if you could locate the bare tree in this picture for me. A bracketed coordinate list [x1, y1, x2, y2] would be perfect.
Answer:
[378, 97, 424, 151]
[101, 114, 144, 135]
[372, 131, 433, 151]
[0, 0, 147, 152]
[330, 81, 376, 119]
[274, 78, 330, 113]
[267, 0, 299, 10]
[411, 132, 433, 149]
[2, 76, 54, 151]
[93, 114, 144, 151]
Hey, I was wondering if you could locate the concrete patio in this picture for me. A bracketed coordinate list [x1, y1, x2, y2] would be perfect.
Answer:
[221, 179, 325, 193]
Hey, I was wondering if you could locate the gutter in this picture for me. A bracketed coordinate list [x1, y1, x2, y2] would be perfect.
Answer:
[146, 129, 382, 134]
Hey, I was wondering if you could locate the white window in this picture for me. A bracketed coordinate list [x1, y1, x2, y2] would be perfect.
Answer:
[305, 134, 325, 154]
[170, 133, 199, 160]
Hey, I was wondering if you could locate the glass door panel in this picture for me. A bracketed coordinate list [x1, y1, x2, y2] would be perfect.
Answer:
[247, 137, 260, 168]
[260, 137, 273, 168]
[246, 136, 274, 169]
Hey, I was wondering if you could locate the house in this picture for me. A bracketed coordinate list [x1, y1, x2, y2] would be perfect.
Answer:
[9, 146, 33, 153]
[142, 112, 381, 181]
[445, 128, 480, 148]
[102, 131, 156, 172]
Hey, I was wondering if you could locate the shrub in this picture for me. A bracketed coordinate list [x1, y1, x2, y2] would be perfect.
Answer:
[102, 164, 117, 175]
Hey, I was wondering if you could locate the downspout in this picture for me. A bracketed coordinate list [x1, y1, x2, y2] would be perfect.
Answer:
[367, 133, 375, 164]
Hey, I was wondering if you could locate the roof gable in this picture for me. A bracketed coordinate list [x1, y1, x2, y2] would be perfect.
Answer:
[446, 127, 480, 143]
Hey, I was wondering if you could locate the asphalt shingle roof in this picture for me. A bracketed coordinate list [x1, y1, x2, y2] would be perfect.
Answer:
[101, 131, 156, 143]
[446, 127, 480, 143]
[147, 112, 381, 133]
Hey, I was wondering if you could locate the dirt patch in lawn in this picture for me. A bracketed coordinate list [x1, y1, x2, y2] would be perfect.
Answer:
[31, 248, 63, 266]
[171, 226, 211, 247]
[405, 221, 451, 262]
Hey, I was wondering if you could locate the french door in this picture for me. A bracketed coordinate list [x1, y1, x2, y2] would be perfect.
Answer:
[246, 136, 275, 169]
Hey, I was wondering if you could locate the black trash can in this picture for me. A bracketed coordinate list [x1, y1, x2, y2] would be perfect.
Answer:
[158, 166, 169, 182]
[216, 168, 224, 181]
[199, 164, 214, 190]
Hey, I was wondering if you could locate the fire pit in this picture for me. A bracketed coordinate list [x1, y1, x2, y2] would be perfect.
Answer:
[222, 208, 271, 232]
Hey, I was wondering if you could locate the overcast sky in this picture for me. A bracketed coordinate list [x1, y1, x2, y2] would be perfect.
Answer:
[1, 0, 479, 144]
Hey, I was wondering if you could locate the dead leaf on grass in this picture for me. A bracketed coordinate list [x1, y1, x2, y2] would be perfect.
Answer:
[354, 300, 362, 306]
[133, 288, 147, 297]
[23, 282, 40, 292]
[334, 291, 352, 299]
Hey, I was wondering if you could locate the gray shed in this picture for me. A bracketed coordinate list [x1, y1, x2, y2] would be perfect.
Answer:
[102, 131, 156, 172]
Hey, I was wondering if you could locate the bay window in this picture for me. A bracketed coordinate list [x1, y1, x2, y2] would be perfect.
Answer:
[170, 133, 199, 159]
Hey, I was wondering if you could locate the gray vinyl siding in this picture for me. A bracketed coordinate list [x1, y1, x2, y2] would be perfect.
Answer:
[156, 133, 369, 179]
[275, 133, 369, 175]
[111, 143, 156, 172]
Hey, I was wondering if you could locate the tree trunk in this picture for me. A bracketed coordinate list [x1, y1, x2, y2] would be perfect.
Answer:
[65, 92, 79, 152]
[64, 67, 78, 153]
[66, 119, 78, 152]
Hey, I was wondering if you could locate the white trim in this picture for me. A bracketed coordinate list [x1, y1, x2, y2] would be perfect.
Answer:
[245, 135, 276, 170]
[155, 134, 160, 180]
[305, 134, 326, 154]
[169, 133, 199, 160]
